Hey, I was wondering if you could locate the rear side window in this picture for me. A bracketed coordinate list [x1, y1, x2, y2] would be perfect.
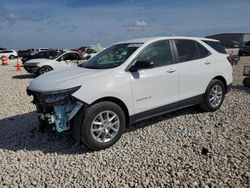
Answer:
[174, 40, 199, 62]
[202, 40, 227, 54]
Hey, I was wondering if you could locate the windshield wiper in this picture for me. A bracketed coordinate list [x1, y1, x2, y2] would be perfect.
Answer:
[81, 65, 98, 69]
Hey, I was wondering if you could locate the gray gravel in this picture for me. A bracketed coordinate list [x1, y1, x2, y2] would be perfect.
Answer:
[0, 58, 249, 187]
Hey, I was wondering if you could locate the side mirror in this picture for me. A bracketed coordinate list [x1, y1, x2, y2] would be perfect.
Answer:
[129, 60, 154, 72]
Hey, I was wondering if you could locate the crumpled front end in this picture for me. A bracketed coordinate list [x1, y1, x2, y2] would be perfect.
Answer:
[27, 86, 85, 132]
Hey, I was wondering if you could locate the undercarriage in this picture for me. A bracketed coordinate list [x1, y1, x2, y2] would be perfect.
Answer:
[27, 87, 84, 132]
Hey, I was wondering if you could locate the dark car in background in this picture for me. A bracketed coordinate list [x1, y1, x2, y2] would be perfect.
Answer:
[17, 49, 35, 58]
[239, 41, 250, 56]
[21, 49, 63, 64]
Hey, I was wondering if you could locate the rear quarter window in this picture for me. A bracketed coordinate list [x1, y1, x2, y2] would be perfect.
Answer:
[196, 42, 211, 58]
[202, 40, 227, 54]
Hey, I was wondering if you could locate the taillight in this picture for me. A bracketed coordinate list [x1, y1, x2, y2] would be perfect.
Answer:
[227, 55, 233, 65]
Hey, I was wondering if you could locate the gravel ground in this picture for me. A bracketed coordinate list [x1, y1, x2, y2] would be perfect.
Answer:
[0, 58, 249, 187]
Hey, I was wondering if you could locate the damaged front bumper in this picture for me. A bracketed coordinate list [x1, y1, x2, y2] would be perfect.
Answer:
[27, 86, 85, 132]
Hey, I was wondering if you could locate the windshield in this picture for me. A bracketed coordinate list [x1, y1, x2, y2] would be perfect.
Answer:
[50, 51, 65, 59]
[79, 43, 142, 69]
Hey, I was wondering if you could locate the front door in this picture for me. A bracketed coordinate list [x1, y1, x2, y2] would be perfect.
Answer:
[130, 40, 179, 114]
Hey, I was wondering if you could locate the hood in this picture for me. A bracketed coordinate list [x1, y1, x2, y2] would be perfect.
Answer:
[25, 58, 54, 64]
[28, 66, 112, 92]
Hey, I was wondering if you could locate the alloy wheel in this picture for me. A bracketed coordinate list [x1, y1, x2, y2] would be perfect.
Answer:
[209, 84, 223, 107]
[91, 110, 120, 143]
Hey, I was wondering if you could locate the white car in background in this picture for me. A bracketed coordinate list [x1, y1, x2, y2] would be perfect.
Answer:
[0, 49, 18, 59]
[23, 50, 83, 75]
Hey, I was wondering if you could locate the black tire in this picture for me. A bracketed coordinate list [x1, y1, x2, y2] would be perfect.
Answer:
[81, 101, 125, 150]
[9, 55, 15, 59]
[200, 79, 225, 112]
[37, 66, 53, 75]
[243, 77, 250, 87]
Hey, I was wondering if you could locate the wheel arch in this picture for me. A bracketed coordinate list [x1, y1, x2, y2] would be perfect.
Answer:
[211, 75, 228, 92]
[40, 65, 53, 69]
[37, 65, 53, 74]
[91, 97, 130, 128]
[9, 54, 15, 59]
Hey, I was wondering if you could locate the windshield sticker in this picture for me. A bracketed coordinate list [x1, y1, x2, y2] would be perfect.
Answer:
[127, 43, 143, 48]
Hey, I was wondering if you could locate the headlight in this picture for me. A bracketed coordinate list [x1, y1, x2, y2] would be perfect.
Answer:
[39, 86, 81, 104]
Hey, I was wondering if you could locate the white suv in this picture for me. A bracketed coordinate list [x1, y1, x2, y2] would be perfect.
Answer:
[23, 51, 83, 75]
[0, 49, 18, 59]
[27, 37, 233, 150]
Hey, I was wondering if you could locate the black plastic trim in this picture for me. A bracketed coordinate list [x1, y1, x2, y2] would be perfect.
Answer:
[129, 94, 203, 126]
[226, 83, 232, 93]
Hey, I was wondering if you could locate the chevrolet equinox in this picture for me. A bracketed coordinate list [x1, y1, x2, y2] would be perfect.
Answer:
[27, 37, 233, 150]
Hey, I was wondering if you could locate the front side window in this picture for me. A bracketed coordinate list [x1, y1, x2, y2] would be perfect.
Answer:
[79, 43, 142, 69]
[136, 40, 172, 67]
[175, 40, 199, 63]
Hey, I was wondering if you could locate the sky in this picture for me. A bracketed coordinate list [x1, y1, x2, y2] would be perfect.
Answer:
[0, 0, 250, 49]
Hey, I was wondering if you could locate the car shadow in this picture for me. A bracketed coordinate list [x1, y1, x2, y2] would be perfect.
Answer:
[12, 74, 36, 79]
[127, 105, 203, 132]
[231, 84, 250, 94]
[0, 111, 88, 154]
[0, 106, 203, 154]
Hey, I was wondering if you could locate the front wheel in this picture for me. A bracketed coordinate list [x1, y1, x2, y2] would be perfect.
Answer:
[81, 101, 125, 150]
[9, 55, 15, 59]
[37, 66, 52, 75]
[200, 79, 225, 112]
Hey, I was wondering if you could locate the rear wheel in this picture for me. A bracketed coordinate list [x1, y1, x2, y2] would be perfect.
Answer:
[243, 77, 250, 87]
[37, 66, 52, 75]
[80, 101, 125, 150]
[200, 79, 225, 112]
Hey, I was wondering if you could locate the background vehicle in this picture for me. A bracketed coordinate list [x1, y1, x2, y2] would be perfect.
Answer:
[74, 44, 103, 60]
[243, 66, 250, 87]
[238, 41, 250, 56]
[35, 48, 49, 52]
[17, 49, 35, 58]
[21, 49, 64, 64]
[24, 51, 83, 75]
[27, 37, 233, 150]
[0, 49, 18, 59]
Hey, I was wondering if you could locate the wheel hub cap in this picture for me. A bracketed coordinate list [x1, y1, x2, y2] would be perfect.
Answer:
[91, 111, 120, 143]
[209, 85, 223, 107]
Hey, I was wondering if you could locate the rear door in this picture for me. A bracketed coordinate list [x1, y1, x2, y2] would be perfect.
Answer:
[130, 40, 179, 114]
[173, 39, 216, 101]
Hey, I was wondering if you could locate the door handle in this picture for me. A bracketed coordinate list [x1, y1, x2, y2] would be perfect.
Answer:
[205, 61, 211, 65]
[166, 69, 176, 73]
